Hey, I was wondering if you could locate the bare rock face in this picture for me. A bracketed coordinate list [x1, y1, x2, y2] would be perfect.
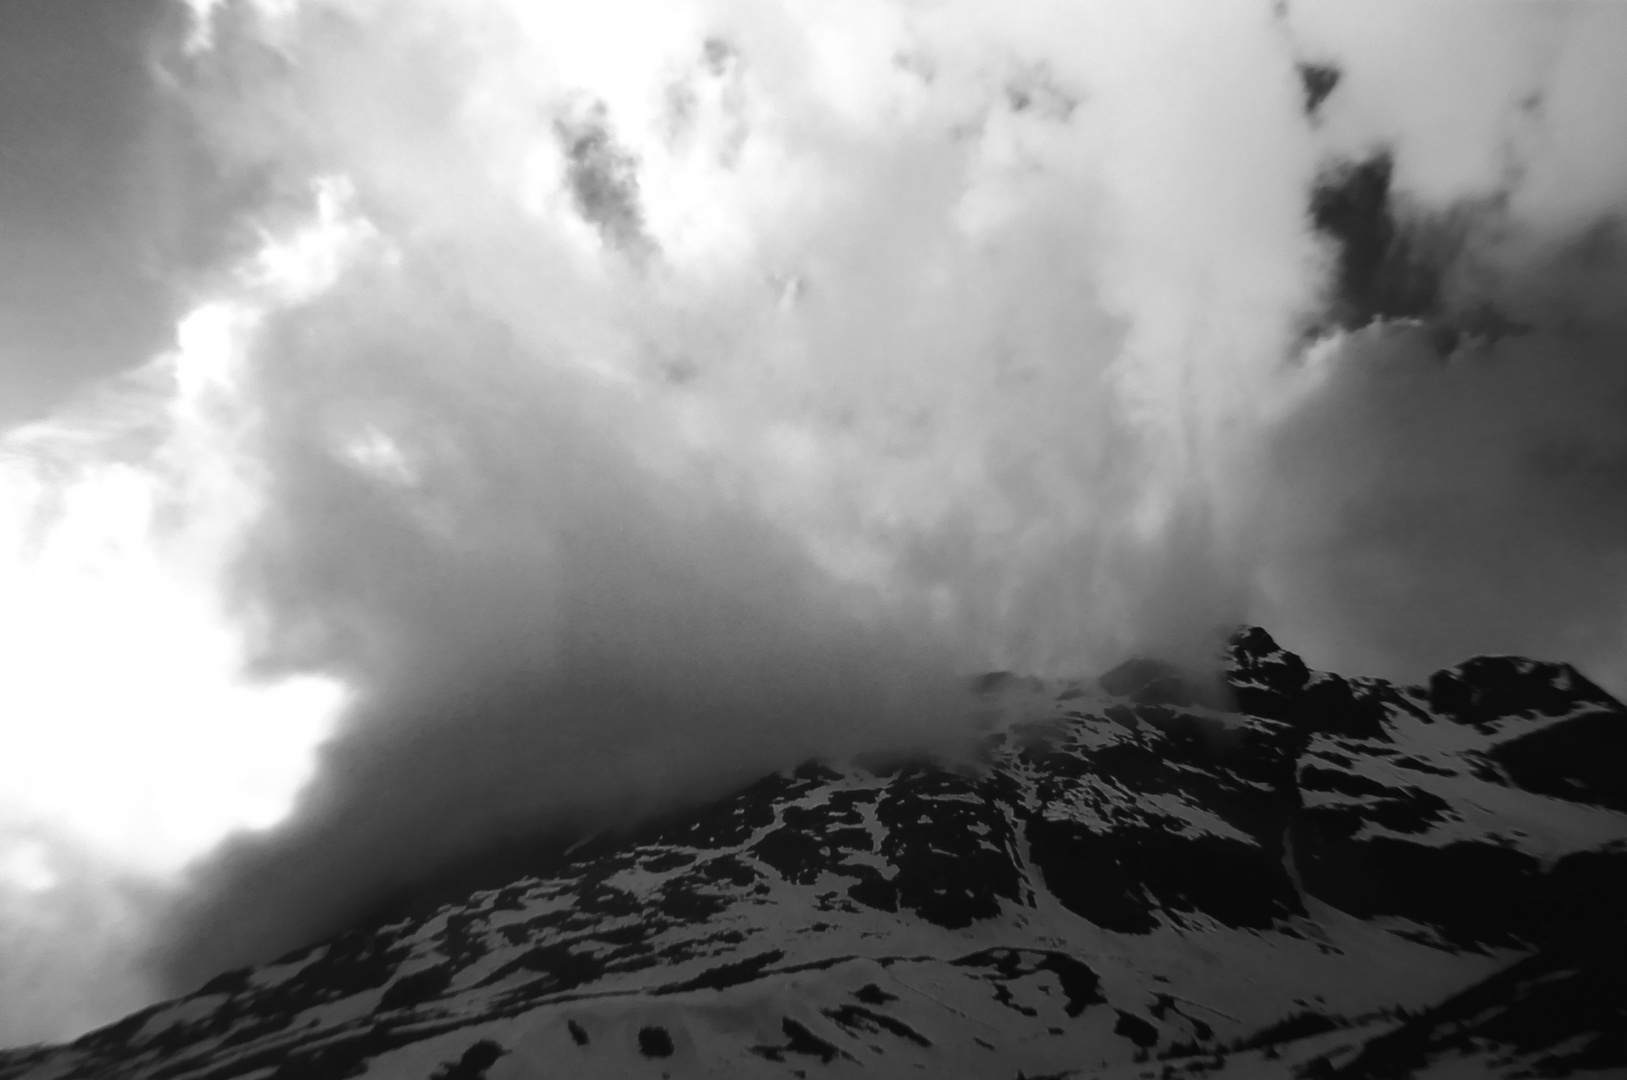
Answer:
[3, 628, 1623, 1080]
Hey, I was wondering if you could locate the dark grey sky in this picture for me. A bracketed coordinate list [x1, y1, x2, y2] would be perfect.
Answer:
[0, 0, 186, 427]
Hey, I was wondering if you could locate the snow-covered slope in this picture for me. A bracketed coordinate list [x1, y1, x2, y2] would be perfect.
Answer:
[3, 628, 1623, 1079]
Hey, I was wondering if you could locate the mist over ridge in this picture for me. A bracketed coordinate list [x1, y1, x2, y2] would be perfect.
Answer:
[1, 0, 1626, 1047]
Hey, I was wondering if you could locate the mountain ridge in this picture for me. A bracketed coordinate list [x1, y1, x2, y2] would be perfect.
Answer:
[3, 627, 1623, 1079]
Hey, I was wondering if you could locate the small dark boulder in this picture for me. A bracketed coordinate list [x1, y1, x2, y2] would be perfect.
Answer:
[637, 1025, 675, 1058]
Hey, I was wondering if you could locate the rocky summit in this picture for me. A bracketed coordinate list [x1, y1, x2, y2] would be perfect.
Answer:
[3, 629, 1623, 1080]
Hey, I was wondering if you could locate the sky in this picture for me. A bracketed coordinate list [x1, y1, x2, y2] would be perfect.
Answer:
[1, 0, 1626, 1048]
[0, 1, 201, 427]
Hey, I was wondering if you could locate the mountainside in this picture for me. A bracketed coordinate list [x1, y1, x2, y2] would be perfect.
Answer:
[4, 628, 1623, 1080]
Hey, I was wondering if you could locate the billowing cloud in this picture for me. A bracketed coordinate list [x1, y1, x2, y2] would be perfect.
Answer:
[1254, 0, 1627, 688]
[1, 0, 1624, 1046]
[148, 0, 1318, 994]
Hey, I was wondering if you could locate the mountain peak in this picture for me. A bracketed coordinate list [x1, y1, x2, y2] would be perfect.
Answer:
[1426, 655, 1617, 728]
[3, 631, 1622, 1079]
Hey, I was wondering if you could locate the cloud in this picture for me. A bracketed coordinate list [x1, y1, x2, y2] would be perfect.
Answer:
[2, 0, 1626, 1044]
[0, 834, 171, 1046]
[1250, 0, 1627, 692]
[144, 0, 1318, 995]
[1249, 217, 1627, 694]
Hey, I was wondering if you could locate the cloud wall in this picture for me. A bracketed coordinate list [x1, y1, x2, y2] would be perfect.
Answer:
[1253, 0, 1627, 687]
[1, 0, 1624, 1045]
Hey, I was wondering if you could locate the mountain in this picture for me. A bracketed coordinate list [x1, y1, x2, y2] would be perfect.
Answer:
[3, 628, 1623, 1079]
